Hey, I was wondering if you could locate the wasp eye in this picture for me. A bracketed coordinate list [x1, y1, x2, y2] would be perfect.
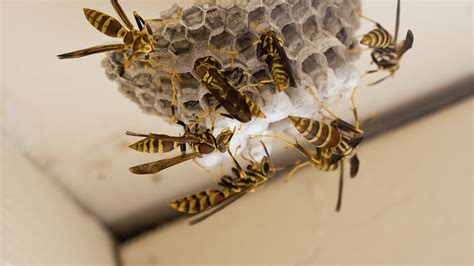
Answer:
[262, 161, 270, 174]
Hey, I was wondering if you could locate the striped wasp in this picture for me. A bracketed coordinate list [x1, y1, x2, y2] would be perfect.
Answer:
[256, 30, 297, 92]
[254, 86, 363, 211]
[194, 56, 266, 123]
[127, 120, 234, 175]
[288, 143, 359, 212]
[57, 0, 181, 68]
[169, 141, 276, 225]
[358, 0, 414, 85]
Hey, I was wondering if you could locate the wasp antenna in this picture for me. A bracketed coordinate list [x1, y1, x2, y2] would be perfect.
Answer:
[394, 0, 401, 43]
[227, 149, 242, 170]
[260, 141, 270, 159]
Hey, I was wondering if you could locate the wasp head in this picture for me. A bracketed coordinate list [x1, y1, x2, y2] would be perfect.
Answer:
[215, 128, 234, 153]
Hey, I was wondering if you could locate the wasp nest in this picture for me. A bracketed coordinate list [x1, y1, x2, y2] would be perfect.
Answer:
[102, 0, 361, 167]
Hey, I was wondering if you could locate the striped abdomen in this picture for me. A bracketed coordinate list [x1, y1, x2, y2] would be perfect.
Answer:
[269, 55, 291, 92]
[169, 189, 232, 214]
[83, 8, 128, 38]
[243, 94, 266, 119]
[360, 28, 392, 49]
[332, 136, 354, 157]
[289, 116, 341, 149]
[129, 137, 178, 153]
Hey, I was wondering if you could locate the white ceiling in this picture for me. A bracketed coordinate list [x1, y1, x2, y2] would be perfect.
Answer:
[1, 0, 472, 235]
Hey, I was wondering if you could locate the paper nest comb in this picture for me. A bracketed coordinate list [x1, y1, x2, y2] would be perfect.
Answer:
[102, 0, 362, 168]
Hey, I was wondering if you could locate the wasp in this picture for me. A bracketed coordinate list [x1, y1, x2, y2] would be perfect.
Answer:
[127, 120, 234, 175]
[288, 86, 364, 166]
[57, 0, 182, 68]
[286, 87, 363, 211]
[358, 0, 414, 85]
[169, 141, 276, 225]
[287, 143, 359, 212]
[255, 31, 297, 92]
[194, 56, 266, 123]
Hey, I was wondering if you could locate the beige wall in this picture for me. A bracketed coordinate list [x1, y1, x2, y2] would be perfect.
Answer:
[1, 0, 472, 231]
[121, 98, 472, 265]
[1, 139, 116, 265]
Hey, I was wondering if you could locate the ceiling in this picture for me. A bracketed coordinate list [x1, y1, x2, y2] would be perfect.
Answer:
[1, 0, 472, 236]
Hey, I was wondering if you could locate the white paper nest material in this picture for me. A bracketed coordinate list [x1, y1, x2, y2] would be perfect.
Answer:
[102, 0, 362, 168]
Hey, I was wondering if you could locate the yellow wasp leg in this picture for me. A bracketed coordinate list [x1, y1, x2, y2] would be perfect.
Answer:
[350, 86, 361, 130]
[193, 158, 218, 184]
[208, 45, 239, 68]
[285, 161, 311, 182]
[250, 134, 295, 149]
[304, 86, 339, 120]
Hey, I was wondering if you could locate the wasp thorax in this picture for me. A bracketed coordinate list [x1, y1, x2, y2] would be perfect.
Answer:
[134, 32, 155, 55]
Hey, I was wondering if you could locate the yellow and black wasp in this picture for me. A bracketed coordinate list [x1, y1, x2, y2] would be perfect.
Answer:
[127, 120, 234, 175]
[358, 0, 414, 85]
[283, 86, 364, 212]
[169, 141, 276, 225]
[194, 56, 266, 123]
[57, 0, 181, 68]
[288, 86, 364, 165]
[256, 31, 297, 92]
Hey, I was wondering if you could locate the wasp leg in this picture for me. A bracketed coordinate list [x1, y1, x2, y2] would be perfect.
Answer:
[169, 73, 180, 122]
[360, 15, 384, 29]
[238, 80, 274, 92]
[250, 134, 295, 149]
[285, 161, 311, 183]
[160, 7, 184, 23]
[144, 61, 180, 121]
[347, 47, 372, 53]
[192, 158, 217, 184]
[305, 86, 339, 120]
[367, 72, 394, 86]
[350, 86, 361, 130]
[208, 45, 240, 68]
[124, 52, 137, 69]
[335, 159, 345, 212]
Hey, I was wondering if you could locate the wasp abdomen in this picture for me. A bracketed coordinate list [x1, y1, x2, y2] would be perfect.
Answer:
[129, 138, 178, 153]
[169, 189, 230, 214]
[83, 8, 128, 38]
[269, 58, 291, 92]
[289, 116, 341, 149]
[360, 28, 392, 49]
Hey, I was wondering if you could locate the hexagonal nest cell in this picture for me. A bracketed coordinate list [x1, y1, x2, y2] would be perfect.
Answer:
[101, 0, 362, 165]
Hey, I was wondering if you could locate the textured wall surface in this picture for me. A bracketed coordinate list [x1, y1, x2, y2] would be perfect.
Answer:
[121, 99, 472, 264]
[1, 0, 472, 237]
[1, 139, 116, 265]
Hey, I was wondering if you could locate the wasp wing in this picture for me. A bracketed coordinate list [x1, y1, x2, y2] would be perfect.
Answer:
[129, 152, 199, 175]
[111, 0, 134, 30]
[349, 154, 360, 178]
[147, 134, 201, 144]
[398, 30, 414, 57]
[331, 118, 362, 134]
[126, 131, 201, 143]
[205, 68, 252, 123]
[335, 159, 344, 212]
[57, 44, 125, 59]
